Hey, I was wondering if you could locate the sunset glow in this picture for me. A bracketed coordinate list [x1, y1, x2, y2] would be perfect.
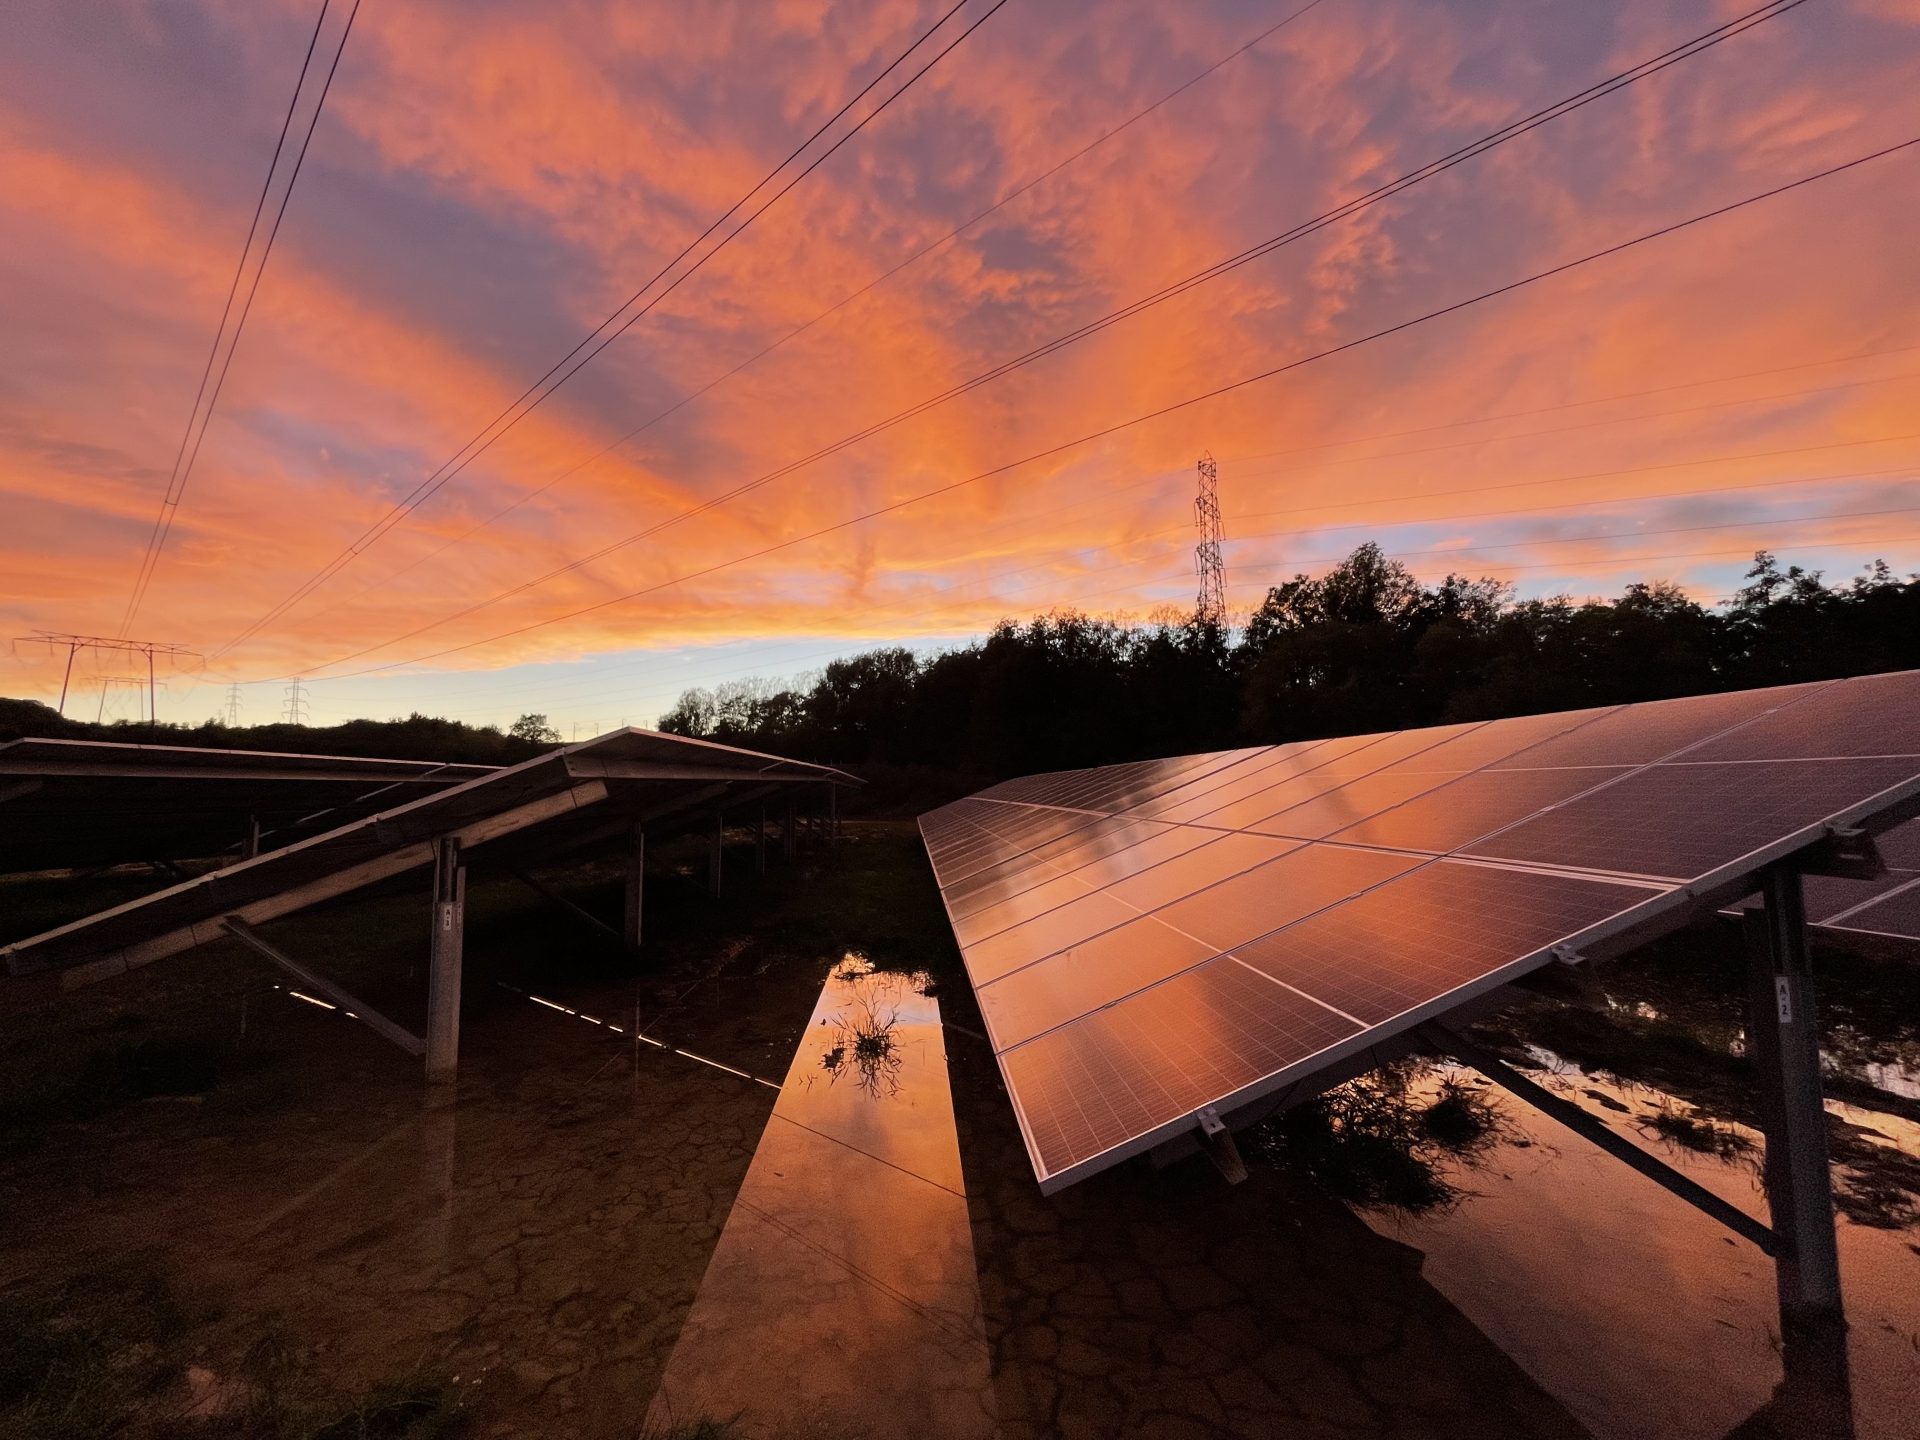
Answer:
[4, 0, 1918, 731]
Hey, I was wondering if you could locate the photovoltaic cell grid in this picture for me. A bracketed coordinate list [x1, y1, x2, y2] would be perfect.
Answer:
[919, 672, 1920, 1191]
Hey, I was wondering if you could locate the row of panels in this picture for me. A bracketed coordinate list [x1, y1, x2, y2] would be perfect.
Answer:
[922, 671, 1920, 1188]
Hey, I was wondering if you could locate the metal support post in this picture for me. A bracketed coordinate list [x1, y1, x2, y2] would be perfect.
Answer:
[707, 810, 724, 898]
[242, 814, 263, 861]
[755, 804, 767, 876]
[57, 640, 76, 715]
[783, 795, 798, 862]
[829, 784, 838, 845]
[1745, 866, 1845, 1339]
[426, 836, 466, 1087]
[624, 825, 646, 948]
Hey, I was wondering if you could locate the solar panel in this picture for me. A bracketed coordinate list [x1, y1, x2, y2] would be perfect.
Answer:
[0, 739, 500, 873]
[951, 826, 1220, 942]
[1836, 879, 1920, 940]
[920, 670, 1920, 1191]
[1149, 844, 1420, 953]
[1000, 957, 1363, 1181]
[1784, 817, 1920, 941]
[1485, 684, 1826, 769]
[1681, 670, 1920, 763]
[1878, 817, 1920, 870]
[1229, 861, 1659, 1026]
[1103, 832, 1298, 912]
[1331, 766, 1627, 854]
[979, 922, 1219, 1050]
[1467, 758, 1920, 881]
[1240, 770, 1463, 839]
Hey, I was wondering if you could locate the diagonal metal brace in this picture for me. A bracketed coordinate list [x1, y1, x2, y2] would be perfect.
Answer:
[1419, 1022, 1780, 1256]
[507, 866, 626, 947]
[223, 916, 426, 1058]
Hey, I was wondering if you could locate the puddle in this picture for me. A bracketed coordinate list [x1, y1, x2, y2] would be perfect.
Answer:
[647, 955, 996, 1439]
[1365, 1053, 1920, 1440]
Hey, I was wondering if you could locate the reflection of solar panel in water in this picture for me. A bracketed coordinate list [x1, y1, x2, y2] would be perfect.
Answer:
[920, 671, 1920, 1192]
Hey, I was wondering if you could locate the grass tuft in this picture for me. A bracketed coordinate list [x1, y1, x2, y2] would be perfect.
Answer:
[1254, 1063, 1503, 1213]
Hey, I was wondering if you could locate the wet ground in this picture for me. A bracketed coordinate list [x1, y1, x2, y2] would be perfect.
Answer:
[647, 957, 996, 1438]
[1371, 1056, 1920, 1440]
[2, 824, 1916, 1437]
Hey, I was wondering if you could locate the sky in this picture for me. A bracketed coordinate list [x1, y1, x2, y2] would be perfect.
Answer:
[2, 0, 1918, 734]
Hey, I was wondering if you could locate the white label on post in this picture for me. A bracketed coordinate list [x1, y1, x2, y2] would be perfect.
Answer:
[1775, 976, 1793, 1025]
[441, 903, 453, 932]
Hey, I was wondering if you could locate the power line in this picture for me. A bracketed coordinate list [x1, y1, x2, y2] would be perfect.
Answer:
[1219, 341, 1920, 466]
[210, 0, 1011, 658]
[1230, 431, 1920, 524]
[291, 0, 1337, 629]
[313, 561, 1202, 724]
[287, 0, 1812, 672]
[1227, 535, 1920, 591]
[120, 0, 360, 635]
[317, 519, 1920, 728]
[297, 348, 1920, 709]
[292, 447, 1920, 723]
[283, 678, 311, 725]
[287, 130, 1920, 682]
[1232, 502, 1920, 577]
[523, 466, 1920, 710]
[1224, 461, 1920, 552]
[286, 444, 1920, 721]
[1226, 369, 1920, 483]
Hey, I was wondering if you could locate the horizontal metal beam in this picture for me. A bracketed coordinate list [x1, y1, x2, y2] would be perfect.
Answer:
[1421, 1022, 1780, 1255]
[39, 780, 609, 989]
[0, 759, 480, 784]
[562, 757, 838, 784]
[223, 916, 425, 1058]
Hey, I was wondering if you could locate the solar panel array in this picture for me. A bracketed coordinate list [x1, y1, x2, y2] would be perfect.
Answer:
[919, 671, 1920, 1192]
[0, 739, 499, 873]
[3, 728, 855, 986]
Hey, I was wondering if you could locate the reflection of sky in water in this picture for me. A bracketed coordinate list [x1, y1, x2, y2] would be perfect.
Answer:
[1861, 1061, 1920, 1102]
[1383, 1036, 1920, 1440]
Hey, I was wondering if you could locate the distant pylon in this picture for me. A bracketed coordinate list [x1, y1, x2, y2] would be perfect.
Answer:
[1194, 451, 1227, 625]
[283, 678, 310, 725]
[224, 683, 243, 727]
[94, 675, 151, 724]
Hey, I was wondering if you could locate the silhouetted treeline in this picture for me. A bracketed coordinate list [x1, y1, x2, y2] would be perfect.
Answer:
[0, 699, 557, 767]
[659, 546, 1920, 789]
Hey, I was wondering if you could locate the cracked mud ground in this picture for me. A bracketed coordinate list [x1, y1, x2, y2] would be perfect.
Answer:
[0, 827, 1588, 1438]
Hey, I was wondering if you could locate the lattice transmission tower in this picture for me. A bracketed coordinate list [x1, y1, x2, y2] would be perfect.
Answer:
[94, 675, 152, 724]
[224, 683, 244, 727]
[13, 630, 198, 721]
[1193, 451, 1227, 626]
[283, 678, 310, 725]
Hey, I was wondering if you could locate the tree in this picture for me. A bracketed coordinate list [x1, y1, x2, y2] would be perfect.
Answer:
[508, 713, 562, 746]
[658, 689, 716, 738]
